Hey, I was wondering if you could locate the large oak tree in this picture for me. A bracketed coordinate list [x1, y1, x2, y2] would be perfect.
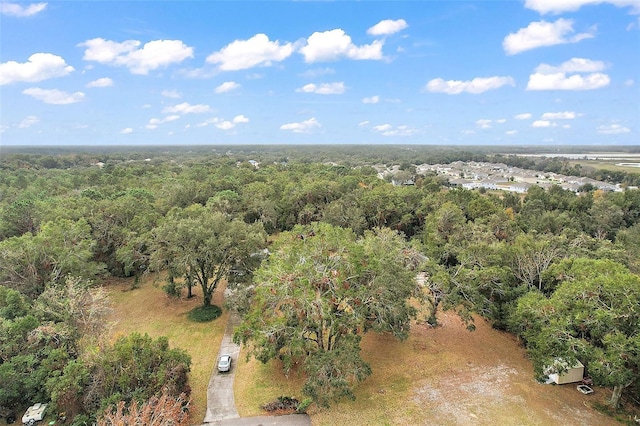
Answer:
[151, 204, 267, 306]
[234, 222, 420, 406]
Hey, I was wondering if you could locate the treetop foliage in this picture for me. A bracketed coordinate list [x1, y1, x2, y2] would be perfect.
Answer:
[1, 147, 640, 413]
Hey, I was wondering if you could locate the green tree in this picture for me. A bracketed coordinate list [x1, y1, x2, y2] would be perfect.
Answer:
[34, 276, 112, 346]
[235, 223, 420, 406]
[422, 201, 467, 266]
[84, 333, 191, 412]
[509, 258, 640, 408]
[0, 219, 104, 297]
[88, 190, 160, 277]
[151, 205, 267, 306]
[508, 233, 565, 293]
[423, 240, 514, 328]
[588, 193, 624, 240]
[0, 195, 39, 238]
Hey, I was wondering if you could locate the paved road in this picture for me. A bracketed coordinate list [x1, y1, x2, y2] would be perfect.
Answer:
[202, 311, 311, 426]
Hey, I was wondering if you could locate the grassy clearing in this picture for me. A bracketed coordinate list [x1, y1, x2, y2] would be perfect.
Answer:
[234, 354, 306, 417]
[234, 312, 622, 426]
[107, 277, 628, 426]
[107, 274, 227, 424]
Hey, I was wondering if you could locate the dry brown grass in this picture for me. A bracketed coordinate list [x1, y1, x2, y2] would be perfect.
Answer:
[107, 276, 627, 426]
[107, 274, 227, 424]
[235, 311, 622, 426]
[234, 353, 307, 417]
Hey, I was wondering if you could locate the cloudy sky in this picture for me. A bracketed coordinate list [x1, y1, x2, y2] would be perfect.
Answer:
[1, 0, 638, 146]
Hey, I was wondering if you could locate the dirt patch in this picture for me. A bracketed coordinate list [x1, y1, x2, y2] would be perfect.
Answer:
[307, 311, 621, 426]
[409, 313, 619, 426]
[414, 364, 522, 424]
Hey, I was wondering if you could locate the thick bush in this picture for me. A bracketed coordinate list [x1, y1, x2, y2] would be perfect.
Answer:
[187, 305, 222, 322]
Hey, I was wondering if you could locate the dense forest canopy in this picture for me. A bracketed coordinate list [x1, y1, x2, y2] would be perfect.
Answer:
[1, 146, 639, 422]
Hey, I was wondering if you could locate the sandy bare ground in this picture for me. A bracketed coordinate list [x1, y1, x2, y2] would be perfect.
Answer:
[308, 311, 623, 426]
[405, 313, 618, 426]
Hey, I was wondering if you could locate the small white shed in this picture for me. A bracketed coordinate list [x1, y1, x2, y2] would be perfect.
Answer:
[546, 359, 584, 385]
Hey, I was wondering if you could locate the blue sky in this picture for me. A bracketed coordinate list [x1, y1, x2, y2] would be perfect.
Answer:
[1, 0, 638, 146]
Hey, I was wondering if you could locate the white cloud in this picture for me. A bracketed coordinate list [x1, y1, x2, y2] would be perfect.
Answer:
[79, 39, 139, 63]
[206, 34, 293, 71]
[515, 113, 533, 120]
[146, 115, 180, 130]
[215, 121, 235, 130]
[527, 58, 610, 90]
[597, 123, 631, 134]
[373, 123, 418, 136]
[359, 120, 370, 126]
[541, 111, 579, 119]
[0, 53, 74, 85]
[300, 29, 384, 63]
[625, 79, 635, 86]
[280, 117, 321, 133]
[524, 0, 640, 14]
[79, 38, 194, 75]
[374, 124, 393, 132]
[115, 39, 193, 74]
[299, 67, 335, 78]
[0, 2, 47, 17]
[535, 57, 606, 73]
[506, 130, 518, 135]
[532, 120, 555, 127]
[367, 19, 408, 36]
[199, 114, 249, 130]
[527, 71, 610, 90]
[496, 118, 507, 124]
[22, 87, 84, 104]
[121, 127, 133, 134]
[296, 82, 346, 95]
[161, 89, 181, 98]
[503, 19, 594, 55]
[215, 81, 241, 93]
[425, 76, 515, 94]
[218, 118, 246, 129]
[162, 102, 211, 114]
[476, 119, 492, 129]
[178, 67, 217, 80]
[86, 77, 113, 88]
[362, 95, 380, 104]
[18, 115, 39, 128]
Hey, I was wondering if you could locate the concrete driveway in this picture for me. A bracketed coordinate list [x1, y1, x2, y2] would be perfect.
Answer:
[203, 313, 242, 423]
[205, 414, 311, 425]
[202, 312, 310, 426]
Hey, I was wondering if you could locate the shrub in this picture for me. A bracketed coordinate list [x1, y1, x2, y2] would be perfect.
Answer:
[187, 305, 222, 322]
[261, 396, 299, 413]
